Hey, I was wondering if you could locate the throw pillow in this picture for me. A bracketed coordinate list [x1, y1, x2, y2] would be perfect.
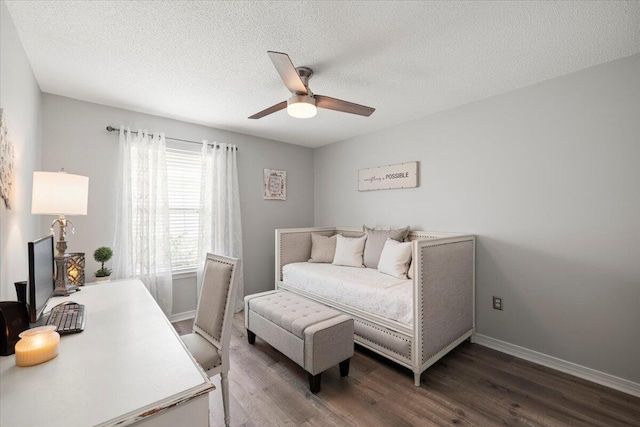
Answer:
[407, 257, 414, 279]
[332, 234, 367, 268]
[363, 225, 409, 269]
[308, 233, 337, 263]
[378, 238, 413, 279]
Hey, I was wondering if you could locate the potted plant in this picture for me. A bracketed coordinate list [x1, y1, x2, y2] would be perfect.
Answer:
[94, 246, 113, 283]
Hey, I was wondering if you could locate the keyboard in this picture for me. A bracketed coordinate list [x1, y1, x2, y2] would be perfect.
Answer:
[46, 302, 86, 334]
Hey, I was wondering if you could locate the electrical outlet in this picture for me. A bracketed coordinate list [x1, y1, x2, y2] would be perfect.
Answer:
[493, 296, 503, 310]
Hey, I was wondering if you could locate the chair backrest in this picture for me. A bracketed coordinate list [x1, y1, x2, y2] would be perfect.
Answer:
[193, 253, 240, 354]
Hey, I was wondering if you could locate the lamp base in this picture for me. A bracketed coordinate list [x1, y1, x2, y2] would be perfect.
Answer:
[53, 254, 79, 296]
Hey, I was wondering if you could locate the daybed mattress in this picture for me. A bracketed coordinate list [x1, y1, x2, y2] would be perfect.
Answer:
[282, 262, 413, 325]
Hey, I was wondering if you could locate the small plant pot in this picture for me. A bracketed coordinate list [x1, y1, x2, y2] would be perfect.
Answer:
[95, 276, 111, 283]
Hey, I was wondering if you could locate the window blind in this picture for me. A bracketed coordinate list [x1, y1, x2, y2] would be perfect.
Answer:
[166, 148, 202, 271]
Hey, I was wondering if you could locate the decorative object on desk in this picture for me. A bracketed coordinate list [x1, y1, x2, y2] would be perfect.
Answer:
[0, 301, 30, 356]
[32, 169, 89, 296]
[94, 246, 113, 282]
[14, 281, 27, 304]
[0, 108, 15, 209]
[358, 161, 418, 192]
[67, 253, 85, 286]
[264, 169, 286, 200]
[15, 325, 60, 367]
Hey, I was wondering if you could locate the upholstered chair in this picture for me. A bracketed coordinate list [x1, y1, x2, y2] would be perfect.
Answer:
[181, 253, 240, 427]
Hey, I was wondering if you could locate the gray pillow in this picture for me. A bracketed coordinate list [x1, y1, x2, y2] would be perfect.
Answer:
[363, 226, 410, 269]
[308, 233, 337, 263]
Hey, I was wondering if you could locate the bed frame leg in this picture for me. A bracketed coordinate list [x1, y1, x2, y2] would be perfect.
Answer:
[414, 372, 421, 386]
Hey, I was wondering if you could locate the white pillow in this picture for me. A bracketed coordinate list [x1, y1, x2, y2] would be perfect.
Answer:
[378, 238, 413, 279]
[332, 234, 367, 268]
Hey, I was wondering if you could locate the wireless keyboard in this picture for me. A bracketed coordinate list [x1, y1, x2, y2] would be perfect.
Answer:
[46, 302, 86, 334]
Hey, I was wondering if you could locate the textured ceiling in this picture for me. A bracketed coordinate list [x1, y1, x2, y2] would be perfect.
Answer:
[5, 1, 640, 148]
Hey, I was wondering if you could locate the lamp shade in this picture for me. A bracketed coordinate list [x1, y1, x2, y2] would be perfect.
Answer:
[31, 171, 89, 215]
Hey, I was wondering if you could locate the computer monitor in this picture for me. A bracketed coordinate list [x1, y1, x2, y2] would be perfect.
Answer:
[27, 235, 55, 323]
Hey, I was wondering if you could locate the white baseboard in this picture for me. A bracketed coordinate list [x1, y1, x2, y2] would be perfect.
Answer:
[474, 334, 640, 398]
[170, 310, 196, 323]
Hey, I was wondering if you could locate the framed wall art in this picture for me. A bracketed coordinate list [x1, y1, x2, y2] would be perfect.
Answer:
[0, 108, 15, 209]
[264, 169, 286, 200]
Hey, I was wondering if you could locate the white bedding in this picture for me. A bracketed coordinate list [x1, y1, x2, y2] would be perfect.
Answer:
[282, 262, 413, 325]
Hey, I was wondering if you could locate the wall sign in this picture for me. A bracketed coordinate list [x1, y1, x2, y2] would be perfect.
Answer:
[358, 161, 418, 192]
[264, 169, 286, 200]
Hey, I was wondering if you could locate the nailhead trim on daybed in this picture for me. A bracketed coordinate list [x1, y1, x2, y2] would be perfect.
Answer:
[354, 318, 412, 360]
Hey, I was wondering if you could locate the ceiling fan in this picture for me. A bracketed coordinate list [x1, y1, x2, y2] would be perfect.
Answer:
[249, 51, 375, 120]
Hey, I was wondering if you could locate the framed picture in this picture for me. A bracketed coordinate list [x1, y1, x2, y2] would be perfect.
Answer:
[264, 169, 286, 200]
[0, 109, 15, 209]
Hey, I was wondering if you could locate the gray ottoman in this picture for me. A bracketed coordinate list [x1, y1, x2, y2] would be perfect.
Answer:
[244, 290, 354, 393]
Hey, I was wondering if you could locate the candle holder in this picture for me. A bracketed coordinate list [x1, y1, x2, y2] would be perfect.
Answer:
[67, 252, 85, 286]
[15, 325, 60, 367]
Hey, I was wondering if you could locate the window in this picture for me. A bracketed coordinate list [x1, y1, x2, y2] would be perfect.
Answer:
[166, 147, 202, 272]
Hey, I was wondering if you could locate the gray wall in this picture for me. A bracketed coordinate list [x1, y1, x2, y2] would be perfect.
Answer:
[314, 54, 640, 383]
[0, 1, 43, 301]
[41, 94, 314, 315]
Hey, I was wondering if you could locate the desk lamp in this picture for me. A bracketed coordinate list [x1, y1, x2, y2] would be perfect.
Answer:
[31, 170, 89, 296]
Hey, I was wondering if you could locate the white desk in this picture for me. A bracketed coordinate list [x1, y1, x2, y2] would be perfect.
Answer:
[0, 280, 213, 427]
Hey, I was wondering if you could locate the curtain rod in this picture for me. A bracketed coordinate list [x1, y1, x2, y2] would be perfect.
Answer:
[105, 126, 238, 150]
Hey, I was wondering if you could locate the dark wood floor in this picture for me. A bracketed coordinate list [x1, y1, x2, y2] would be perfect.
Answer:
[173, 315, 640, 427]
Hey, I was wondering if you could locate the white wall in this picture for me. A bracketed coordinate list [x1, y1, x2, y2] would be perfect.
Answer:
[314, 54, 640, 383]
[41, 94, 314, 315]
[0, 1, 42, 301]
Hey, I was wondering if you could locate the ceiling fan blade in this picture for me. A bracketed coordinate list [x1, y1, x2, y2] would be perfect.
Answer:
[315, 95, 375, 117]
[267, 51, 308, 95]
[248, 100, 287, 119]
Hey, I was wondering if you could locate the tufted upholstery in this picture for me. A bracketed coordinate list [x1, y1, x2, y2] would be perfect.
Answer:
[248, 292, 345, 339]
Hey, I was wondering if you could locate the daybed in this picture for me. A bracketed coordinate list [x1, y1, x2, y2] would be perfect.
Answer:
[275, 227, 475, 386]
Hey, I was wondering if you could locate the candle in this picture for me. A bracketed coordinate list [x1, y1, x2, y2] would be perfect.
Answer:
[15, 325, 60, 367]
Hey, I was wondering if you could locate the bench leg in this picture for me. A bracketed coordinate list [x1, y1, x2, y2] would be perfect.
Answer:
[339, 358, 350, 377]
[309, 373, 321, 394]
[247, 330, 256, 345]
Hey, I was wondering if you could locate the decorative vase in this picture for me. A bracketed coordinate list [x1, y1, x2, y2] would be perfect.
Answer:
[95, 276, 111, 283]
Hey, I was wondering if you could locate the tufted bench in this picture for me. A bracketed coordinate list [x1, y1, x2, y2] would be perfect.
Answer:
[244, 290, 354, 393]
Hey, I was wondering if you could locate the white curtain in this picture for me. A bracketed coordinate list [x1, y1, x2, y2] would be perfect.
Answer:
[198, 141, 244, 311]
[113, 127, 173, 317]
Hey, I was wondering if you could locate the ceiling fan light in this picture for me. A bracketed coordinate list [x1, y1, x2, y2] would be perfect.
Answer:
[287, 95, 317, 119]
